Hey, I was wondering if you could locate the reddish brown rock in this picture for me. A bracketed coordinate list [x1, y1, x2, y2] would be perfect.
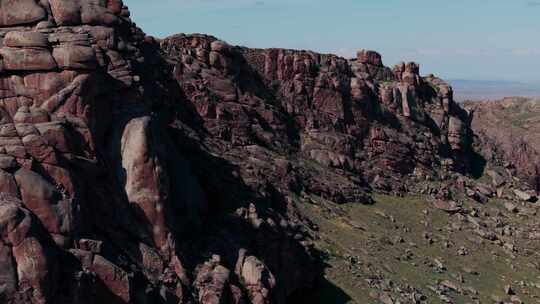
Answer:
[0, 169, 18, 196]
[14, 169, 62, 234]
[464, 98, 540, 190]
[48, 0, 82, 25]
[80, 1, 118, 25]
[0, 241, 17, 295]
[91, 255, 131, 302]
[236, 252, 276, 304]
[0, 195, 60, 303]
[52, 45, 97, 70]
[118, 116, 170, 251]
[0, 0, 46, 26]
[195, 257, 235, 304]
[4, 31, 49, 48]
[106, 0, 124, 14]
[448, 116, 466, 151]
[357, 49, 383, 66]
[0, 47, 57, 71]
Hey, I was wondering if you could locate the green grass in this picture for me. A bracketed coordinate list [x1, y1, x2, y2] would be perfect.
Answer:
[297, 193, 540, 303]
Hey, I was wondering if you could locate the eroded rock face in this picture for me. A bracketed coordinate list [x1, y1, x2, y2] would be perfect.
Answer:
[464, 98, 540, 191]
[0, 0, 46, 27]
[0, 1, 318, 304]
[163, 34, 474, 198]
[0, 194, 59, 304]
[0, 1, 479, 303]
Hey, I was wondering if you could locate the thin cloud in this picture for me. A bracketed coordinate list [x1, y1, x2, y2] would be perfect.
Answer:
[410, 48, 494, 57]
[526, 1, 540, 7]
[511, 48, 540, 56]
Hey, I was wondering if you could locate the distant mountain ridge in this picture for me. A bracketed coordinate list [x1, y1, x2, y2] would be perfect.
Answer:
[449, 79, 540, 101]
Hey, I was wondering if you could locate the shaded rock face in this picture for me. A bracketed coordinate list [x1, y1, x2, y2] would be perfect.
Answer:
[0, 1, 479, 304]
[464, 98, 540, 191]
[162, 34, 475, 197]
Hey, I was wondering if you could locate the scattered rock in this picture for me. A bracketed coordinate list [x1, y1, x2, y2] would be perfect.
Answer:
[505, 284, 515, 295]
[514, 189, 537, 202]
[505, 202, 519, 213]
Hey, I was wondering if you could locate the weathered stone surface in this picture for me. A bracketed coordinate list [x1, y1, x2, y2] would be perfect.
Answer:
[237, 253, 276, 304]
[80, 2, 118, 25]
[0, 169, 18, 196]
[448, 116, 466, 151]
[91, 255, 131, 302]
[195, 257, 233, 304]
[0, 195, 59, 302]
[357, 49, 383, 66]
[514, 189, 537, 202]
[0, 155, 17, 169]
[0, 47, 57, 71]
[118, 116, 169, 250]
[4, 31, 49, 48]
[53, 45, 97, 69]
[464, 98, 540, 191]
[48, 0, 81, 25]
[49, 0, 120, 26]
[0, 241, 17, 295]
[106, 0, 123, 15]
[0, 0, 46, 26]
[14, 169, 62, 234]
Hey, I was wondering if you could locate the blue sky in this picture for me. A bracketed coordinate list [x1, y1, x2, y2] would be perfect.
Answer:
[126, 0, 540, 82]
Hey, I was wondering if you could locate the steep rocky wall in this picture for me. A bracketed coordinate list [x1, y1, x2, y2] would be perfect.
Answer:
[0, 2, 319, 304]
[0, 0, 188, 302]
[464, 98, 540, 191]
[162, 34, 474, 197]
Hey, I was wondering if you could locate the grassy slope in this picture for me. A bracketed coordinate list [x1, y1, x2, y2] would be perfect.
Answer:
[298, 193, 540, 303]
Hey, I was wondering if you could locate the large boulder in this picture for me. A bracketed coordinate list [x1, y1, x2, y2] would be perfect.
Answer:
[357, 49, 383, 66]
[0, 195, 59, 303]
[14, 169, 62, 234]
[53, 45, 97, 69]
[91, 255, 131, 303]
[0, 169, 18, 196]
[0, 47, 57, 71]
[48, 0, 81, 25]
[514, 189, 537, 202]
[4, 31, 49, 48]
[236, 251, 276, 304]
[49, 0, 119, 26]
[195, 257, 234, 304]
[0, 0, 46, 26]
[118, 117, 170, 250]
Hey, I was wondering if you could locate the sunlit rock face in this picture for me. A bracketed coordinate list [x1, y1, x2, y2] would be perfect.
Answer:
[0, 2, 318, 304]
[0, 1, 477, 303]
[0, 1, 201, 303]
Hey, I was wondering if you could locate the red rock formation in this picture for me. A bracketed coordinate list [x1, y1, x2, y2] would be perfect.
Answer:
[0, 2, 478, 304]
[0, 2, 316, 303]
[464, 98, 540, 191]
[163, 34, 474, 195]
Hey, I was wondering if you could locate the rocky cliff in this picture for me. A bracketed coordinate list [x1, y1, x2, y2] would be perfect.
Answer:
[464, 97, 540, 191]
[0, 1, 495, 304]
[163, 34, 475, 196]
